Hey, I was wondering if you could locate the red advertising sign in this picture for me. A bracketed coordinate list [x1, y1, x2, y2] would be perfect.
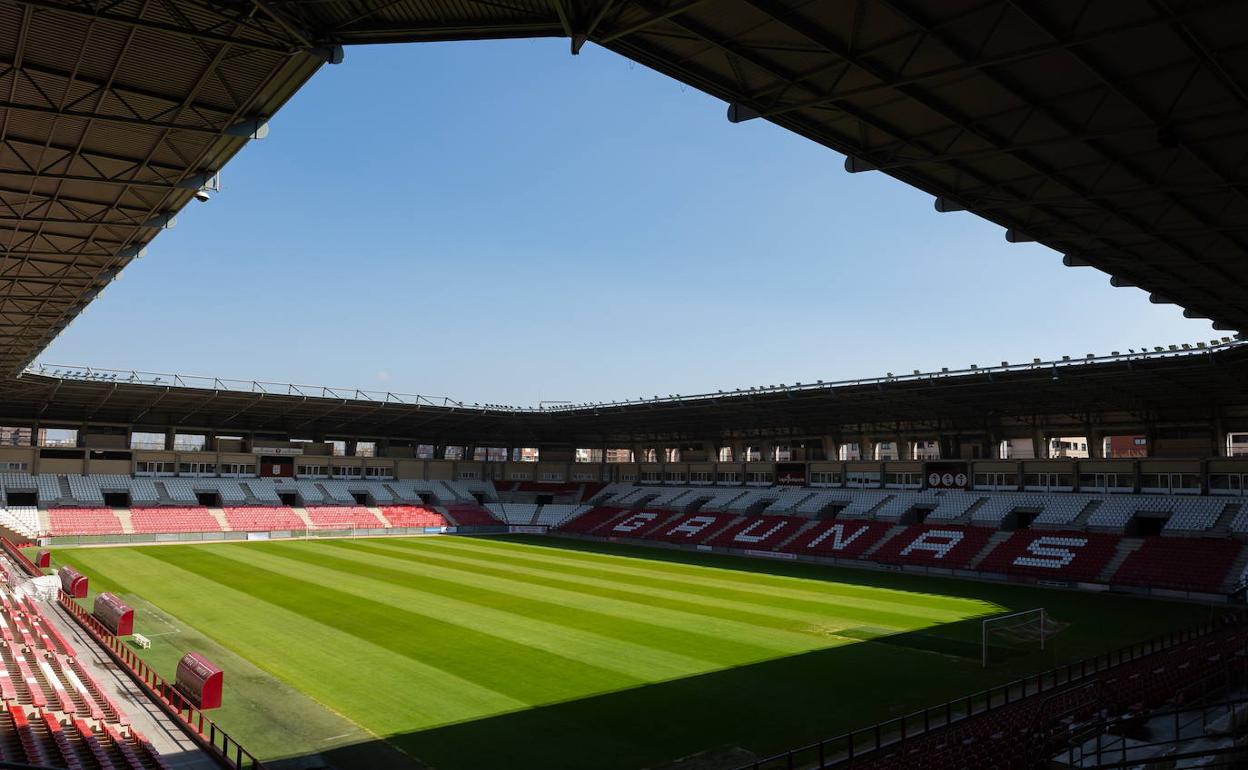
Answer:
[925, 462, 970, 490]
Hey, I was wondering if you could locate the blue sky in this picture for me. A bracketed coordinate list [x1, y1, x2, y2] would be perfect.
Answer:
[44, 39, 1217, 405]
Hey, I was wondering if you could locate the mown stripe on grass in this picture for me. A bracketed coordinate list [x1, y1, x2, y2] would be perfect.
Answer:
[410, 536, 989, 621]
[438, 536, 990, 613]
[316, 538, 878, 645]
[216, 541, 770, 679]
[351, 537, 966, 632]
[62, 546, 526, 734]
[143, 545, 645, 706]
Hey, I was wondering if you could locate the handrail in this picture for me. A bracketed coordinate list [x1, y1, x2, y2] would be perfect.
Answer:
[57, 591, 266, 770]
[735, 612, 1246, 770]
[0, 539, 41, 578]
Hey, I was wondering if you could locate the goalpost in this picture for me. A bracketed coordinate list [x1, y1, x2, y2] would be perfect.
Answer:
[981, 608, 1059, 667]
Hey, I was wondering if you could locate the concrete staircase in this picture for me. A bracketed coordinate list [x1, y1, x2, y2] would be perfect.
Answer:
[1098, 537, 1145, 582]
[291, 506, 315, 529]
[967, 530, 1012, 569]
[112, 508, 135, 535]
[773, 519, 820, 551]
[1221, 543, 1248, 592]
[1212, 502, 1243, 534]
[528, 506, 543, 526]
[434, 505, 457, 526]
[367, 506, 389, 527]
[861, 524, 907, 558]
[954, 497, 989, 525]
[700, 515, 745, 544]
[207, 507, 231, 532]
[862, 496, 896, 519]
[1072, 499, 1102, 528]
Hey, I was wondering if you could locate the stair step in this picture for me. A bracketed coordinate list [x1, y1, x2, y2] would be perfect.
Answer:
[862, 525, 907, 558]
[967, 530, 1013, 569]
[1098, 537, 1145, 582]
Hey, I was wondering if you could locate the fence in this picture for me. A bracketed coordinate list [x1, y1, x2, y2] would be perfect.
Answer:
[0, 537, 266, 770]
[735, 613, 1246, 770]
[58, 591, 266, 770]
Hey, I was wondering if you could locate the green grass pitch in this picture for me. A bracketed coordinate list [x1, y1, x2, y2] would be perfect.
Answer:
[53, 535, 1217, 770]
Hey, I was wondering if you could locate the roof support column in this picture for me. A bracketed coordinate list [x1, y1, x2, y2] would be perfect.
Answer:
[1031, 429, 1049, 459]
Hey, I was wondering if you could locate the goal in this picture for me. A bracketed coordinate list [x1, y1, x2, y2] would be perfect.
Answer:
[981, 608, 1063, 666]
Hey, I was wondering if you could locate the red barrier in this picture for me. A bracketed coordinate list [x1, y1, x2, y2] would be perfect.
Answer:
[57, 591, 263, 770]
[177, 653, 223, 710]
[93, 592, 134, 636]
[0, 538, 42, 577]
[58, 566, 88, 598]
[33, 550, 50, 568]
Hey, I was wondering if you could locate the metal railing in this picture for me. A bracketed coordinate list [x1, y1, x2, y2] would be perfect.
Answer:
[57, 592, 266, 770]
[735, 613, 1245, 770]
[25, 336, 1244, 413]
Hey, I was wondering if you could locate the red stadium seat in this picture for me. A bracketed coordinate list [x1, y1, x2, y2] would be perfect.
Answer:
[222, 507, 303, 531]
[46, 508, 124, 536]
[129, 507, 220, 534]
[444, 505, 502, 526]
[644, 512, 737, 544]
[977, 530, 1120, 582]
[869, 524, 993, 568]
[380, 505, 447, 528]
[778, 520, 890, 559]
[1111, 536, 1244, 593]
[555, 506, 628, 534]
[303, 506, 380, 529]
[704, 515, 808, 550]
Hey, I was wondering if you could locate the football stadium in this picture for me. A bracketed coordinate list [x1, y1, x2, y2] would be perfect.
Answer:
[0, 1, 1246, 769]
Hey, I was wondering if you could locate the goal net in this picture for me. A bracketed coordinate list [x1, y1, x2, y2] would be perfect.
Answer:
[981, 608, 1067, 666]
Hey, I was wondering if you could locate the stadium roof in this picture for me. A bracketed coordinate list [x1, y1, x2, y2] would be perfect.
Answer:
[7, 343, 1248, 446]
[4, 0, 1248, 378]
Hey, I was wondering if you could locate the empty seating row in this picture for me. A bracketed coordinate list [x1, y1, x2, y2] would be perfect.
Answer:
[129, 507, 219, 534]
[870, 524, 994, 568]
[644, 513, 737, 543]
[303, 506, 380, 528]
[379, 505, 446, 527]
[1111, 537, 1244, 593]
[556, 506, 628, 534]
[45, 509, 123, 536]
[222, 506, 303, 531]
[484, 503, 538, 525]
[977, 530, 1120, 582]
[443, 505, 502, 526]
[532, 504, 589, 527]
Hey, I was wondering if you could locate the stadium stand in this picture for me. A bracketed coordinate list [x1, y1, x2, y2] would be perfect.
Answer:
[868, 525, 993, 569]
[303, 506, 380, 529]
[976, 530, 1121, 582]
[805, 618, 1248, 770]
[705, 515, 808, 550]
[0, 508, 40, 540]
[379, 506, 446, 528]
[533, 505, 590, 527]
[0, 562, 172, 769]
[222, 507, 303, 532]
[556, 507, 628, 535]
[485, 503, 539, 525]
[129, 507, 219, 534]
[46, 509, 123, 536]
[443, 505, 502, 527]
[645, 513, 737, 544]
[778, 520, 890, 559]
[1111, 537, 1245, 594]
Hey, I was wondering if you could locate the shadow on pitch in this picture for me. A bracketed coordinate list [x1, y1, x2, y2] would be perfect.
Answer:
[267, 535, 1205, 770]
